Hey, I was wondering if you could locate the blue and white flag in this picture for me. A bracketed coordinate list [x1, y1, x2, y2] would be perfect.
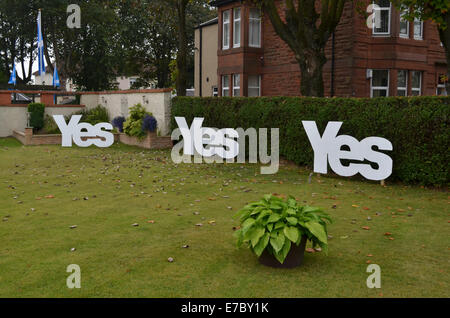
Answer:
[53, 64, 60, 88]
[8, 64, 16, 85]
[37, 10, 46, 76]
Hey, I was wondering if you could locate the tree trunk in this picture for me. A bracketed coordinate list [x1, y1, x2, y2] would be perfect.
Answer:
[297, 50, 326, 97]
[176, 0, 188, 96]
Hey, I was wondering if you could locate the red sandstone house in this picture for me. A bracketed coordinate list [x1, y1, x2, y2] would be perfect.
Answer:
[194, 0, 448, 97]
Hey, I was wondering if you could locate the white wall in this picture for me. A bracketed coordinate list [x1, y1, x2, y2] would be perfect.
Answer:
[80, 90, 172, 136]
[0, 106, 84, 137]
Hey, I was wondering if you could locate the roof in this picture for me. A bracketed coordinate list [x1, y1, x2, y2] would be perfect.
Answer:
[195, 17, 218, 29]
[210, 0, 237, 7]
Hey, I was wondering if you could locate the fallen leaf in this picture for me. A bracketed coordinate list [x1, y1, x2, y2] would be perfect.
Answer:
[305, 248, 315, 253]
[362, 226, 370, 230]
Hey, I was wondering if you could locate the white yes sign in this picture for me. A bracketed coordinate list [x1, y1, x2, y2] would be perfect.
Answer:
[53, 115, 114, 148]
[302, 121, 393, 181]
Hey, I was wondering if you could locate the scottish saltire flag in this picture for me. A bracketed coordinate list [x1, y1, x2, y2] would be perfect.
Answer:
[37, 10, 46, 76]
[53, 65, 60, 88]
[8, 64, 16, 85]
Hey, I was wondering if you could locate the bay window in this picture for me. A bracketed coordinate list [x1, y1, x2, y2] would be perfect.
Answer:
[372, 0, 391, 36]
[371, 69, 389, 97]
[397, 70, 408, 96]
[249, 8, 261, 48]
[233, 8, 241, 48]
[413, 18, 423, 40]
[223, 10, 230, 49]
[411, 71, 422, 96]
[248, 75, 261, 97]
[399, 11, 409, 38]
[222, 75, 230, 96]
[233, 74, 240, 96]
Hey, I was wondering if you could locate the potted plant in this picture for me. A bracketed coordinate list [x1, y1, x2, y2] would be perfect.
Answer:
[234, 194, 332, 268]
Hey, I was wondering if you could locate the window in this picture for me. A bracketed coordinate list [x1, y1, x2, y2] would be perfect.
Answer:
[222, 75, 230, 96]
[248, 75, 261, 97]
[413, 18, 423, 40]
[233, 74, 240, 96]
[411, 71, 422, 96]
[372, 0, 391, 36]
[437, 74, 448, 96]
[397, 70, 408, 96]
[249, 8, 261, 47]
[222, 10, 230, 49]
[233, 8, 241, 48]
[399, 11, 409, 38]
[371, 69, 389, 97]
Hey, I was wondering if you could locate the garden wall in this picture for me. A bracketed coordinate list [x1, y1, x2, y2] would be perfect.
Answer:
[172, 96, 450, 186]
[80, 89, 172, 136]
[0, 104, 85, 137]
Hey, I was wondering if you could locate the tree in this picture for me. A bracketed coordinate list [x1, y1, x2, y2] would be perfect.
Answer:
[0, 0, 36, 84]
[165, 0, 214, 96]
[392, 0, 450, 94]
[259, 0, 347, 96]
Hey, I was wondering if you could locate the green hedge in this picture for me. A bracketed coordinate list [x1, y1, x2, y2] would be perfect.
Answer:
[27, 103, 45, 131]
[171, 96, 450, 186]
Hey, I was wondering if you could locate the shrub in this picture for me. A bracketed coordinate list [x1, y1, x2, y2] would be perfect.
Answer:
[71, 105, 109, 125]
[112, 116, 126, 133]
[235, 194, 331, 264]
[43, 114, 61, 134]
[172, 96, 450, 186]
[123, 104, 152, 139]
[27, 103, 45, 131]
[142, 114, 157, 133]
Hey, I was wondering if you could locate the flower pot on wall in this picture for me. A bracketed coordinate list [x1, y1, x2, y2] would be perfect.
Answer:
[259, 236, 307, 269]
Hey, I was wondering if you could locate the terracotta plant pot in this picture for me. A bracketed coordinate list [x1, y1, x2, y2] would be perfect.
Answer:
[259, 236, 307, 268]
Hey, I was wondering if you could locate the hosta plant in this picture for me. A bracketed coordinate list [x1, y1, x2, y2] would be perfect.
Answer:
[235, 194, 332, 264]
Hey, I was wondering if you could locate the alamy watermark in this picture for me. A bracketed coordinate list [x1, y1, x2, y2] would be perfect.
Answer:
[66, 264, 81, 289]
[366, 264, 381, 289]
[171, 117, 280, 174]
[67, 4, 81, 29]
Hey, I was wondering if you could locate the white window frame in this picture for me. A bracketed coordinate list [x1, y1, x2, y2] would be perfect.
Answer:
[372, 1, 391, 36]
[411, 71, 422, 96]
[413, 18, 423, 40]
[399, 10, 409, 38]
[249, 8, 261, 48]
[233, 8, 241, 48]
[370, 69, 390, 97]
[222, 75, 230, 96]
[222, 10, 230, 50]
[248, 75, 261, 97]
[397, 70, 408, 96]
[436, 74, 448, 96]
[233, 74, 240, 97]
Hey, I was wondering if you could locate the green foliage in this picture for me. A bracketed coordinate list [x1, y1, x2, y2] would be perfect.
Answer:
[172, 96, 450, 186]
[71, 105, 110, 126]
[123, 104, 152, 139]
[27, 103, 45, 131]
[392, 0, 450, 28]
[235, 194, 331, 264]
[43, 114, 61, 134]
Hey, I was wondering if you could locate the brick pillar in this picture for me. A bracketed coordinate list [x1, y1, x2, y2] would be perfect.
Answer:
[25, 128, 33, 145]
[40, 92, 53, 105]
[0, 91, 11, 105]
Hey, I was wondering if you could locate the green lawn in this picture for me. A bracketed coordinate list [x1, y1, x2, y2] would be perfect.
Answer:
[0, 138, 448, 298]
